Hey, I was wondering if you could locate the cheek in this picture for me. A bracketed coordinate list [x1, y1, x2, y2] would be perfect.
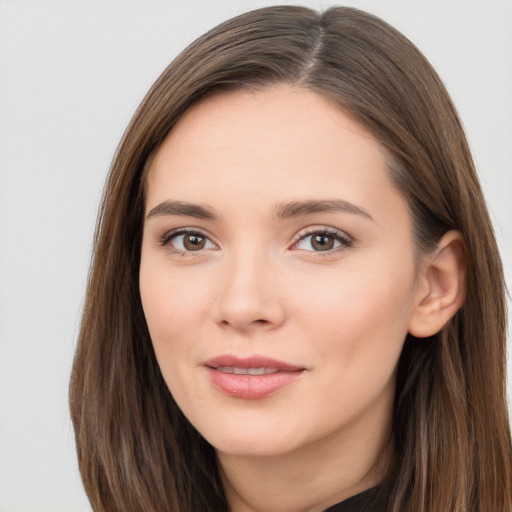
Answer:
[287, 258, 416, 365]
[139, 266, 207, 405]
[139, 258, 219, 398]
[140, 258, 211, 335]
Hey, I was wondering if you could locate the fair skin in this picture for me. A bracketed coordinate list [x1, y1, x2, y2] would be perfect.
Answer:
[139, 86, 464, 512]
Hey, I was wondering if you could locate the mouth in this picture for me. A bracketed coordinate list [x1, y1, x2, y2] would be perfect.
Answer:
[215, 366, 280, 375]
[203, 355, 306, 399]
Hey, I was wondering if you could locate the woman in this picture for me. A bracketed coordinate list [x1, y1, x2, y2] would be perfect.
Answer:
[69, 5, 512, 511]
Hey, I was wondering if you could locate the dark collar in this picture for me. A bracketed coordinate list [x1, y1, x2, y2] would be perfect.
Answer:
[324, 486, 383, 512]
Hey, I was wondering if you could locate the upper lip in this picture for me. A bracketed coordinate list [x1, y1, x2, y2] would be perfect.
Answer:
[203, 354, 305, 372]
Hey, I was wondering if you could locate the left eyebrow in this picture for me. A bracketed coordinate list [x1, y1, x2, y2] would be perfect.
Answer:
[274, 199, 374, 222]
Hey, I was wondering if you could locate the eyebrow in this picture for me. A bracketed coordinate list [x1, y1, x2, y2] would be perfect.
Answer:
[146, 198, 374, 222]
[274, 199, 374, 221]
[146, 201, 217, 220]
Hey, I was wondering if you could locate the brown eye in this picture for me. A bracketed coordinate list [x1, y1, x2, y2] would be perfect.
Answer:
[293, 229, 352, 253]
[163, 231, 216, 252]
[311, 234, 335, 251]
[183, 234, 206, 251]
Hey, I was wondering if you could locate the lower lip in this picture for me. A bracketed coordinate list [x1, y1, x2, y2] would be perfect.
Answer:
[204, 368, 304, 399]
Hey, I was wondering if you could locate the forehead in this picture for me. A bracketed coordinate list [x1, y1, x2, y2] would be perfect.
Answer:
[152, 85, 384, 165]
[145, 85, 404, 221]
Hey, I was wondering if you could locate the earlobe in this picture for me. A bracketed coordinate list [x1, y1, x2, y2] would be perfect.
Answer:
[408, 230, 466, 338]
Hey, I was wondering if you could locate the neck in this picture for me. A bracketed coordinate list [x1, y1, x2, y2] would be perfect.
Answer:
[217, 409, 393, 512]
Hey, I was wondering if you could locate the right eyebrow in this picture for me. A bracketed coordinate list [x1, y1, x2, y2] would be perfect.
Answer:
[146, 200, 217, 220]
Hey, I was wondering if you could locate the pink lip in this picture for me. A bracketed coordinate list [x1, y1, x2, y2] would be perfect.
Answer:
[203, 354, 305, 399]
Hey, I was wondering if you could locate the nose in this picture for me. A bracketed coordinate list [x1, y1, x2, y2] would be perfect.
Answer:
[213, 250, 286, 332]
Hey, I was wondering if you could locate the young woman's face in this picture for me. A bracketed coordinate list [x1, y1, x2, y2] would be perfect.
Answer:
[140, 86, 424, 459]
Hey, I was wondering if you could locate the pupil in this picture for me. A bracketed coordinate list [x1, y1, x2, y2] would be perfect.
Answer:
[184, 234, 205, 251]
[312, 235, 334, 251]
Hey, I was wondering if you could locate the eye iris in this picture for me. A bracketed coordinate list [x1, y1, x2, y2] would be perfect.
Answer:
[183, 234, 205, 251]
[311, 234, 334, 251]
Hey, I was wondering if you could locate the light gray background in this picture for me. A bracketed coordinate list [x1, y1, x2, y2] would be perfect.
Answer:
[0, 1, 511, 511]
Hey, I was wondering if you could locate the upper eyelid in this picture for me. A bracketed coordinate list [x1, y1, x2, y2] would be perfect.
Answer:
[292, 225, 353, 242]
[160, 227, 218, 247]
[162, 226, 214, 238]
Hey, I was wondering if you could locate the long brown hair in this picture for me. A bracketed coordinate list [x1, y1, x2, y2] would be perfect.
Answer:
[70, 6, 511, 511]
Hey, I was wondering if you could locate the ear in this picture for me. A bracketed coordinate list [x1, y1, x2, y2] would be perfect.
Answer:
[408, 230, 466, 338]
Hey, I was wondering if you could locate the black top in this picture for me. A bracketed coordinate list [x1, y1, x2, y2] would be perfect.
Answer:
[324, 486, 384, 512]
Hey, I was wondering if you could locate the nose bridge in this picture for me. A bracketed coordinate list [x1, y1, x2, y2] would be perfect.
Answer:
[215, 243, 284, 330]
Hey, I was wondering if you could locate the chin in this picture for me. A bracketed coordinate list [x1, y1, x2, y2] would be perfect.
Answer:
[211, 434, 299, 458]
[193, 414, 316, 459]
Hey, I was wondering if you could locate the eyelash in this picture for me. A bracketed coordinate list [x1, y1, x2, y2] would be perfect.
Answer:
[158, 226, 353, 256]
[158, 228, 217, 255]
[291, 227, 353, 255]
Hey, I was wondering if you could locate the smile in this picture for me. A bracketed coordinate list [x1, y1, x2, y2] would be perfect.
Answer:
[203, 355, 306, 399]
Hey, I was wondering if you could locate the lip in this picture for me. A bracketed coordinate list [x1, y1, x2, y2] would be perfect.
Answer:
[203, 354, 306, 399]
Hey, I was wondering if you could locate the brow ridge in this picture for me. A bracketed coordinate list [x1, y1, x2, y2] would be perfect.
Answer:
[274, 199, 373, 220]
[146, 201, 217, 220]
[146, 198, 373, 222]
